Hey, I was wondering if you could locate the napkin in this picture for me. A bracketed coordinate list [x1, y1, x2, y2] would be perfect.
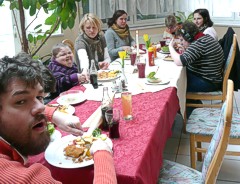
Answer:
[82, 106, 103, 135]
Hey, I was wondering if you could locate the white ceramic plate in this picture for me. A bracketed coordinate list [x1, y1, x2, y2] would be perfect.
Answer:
[159, 50, 170, 54]
[145, 79, 170, 85]
[97, 70, 120, 82]
[50, 130, 62, 142]
[163, 56, 173, 61]
[45, 135, 113, 168]
[57, 91, 86, 105]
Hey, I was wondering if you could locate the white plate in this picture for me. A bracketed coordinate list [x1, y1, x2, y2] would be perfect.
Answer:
[97, 70, 120, 82]
[163, 56, 173, 61]
[159, 50, 170, 54]
[50, 130, 62, 142]
[57, 91, 86, 105]
[45, 135, 113, 168]
[145, 79, 170, 85]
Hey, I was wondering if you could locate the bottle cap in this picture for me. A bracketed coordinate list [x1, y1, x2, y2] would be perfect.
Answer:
[148, 47, 153, 52]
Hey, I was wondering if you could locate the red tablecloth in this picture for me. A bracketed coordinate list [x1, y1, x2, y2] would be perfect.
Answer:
[29, 86, 179, 184]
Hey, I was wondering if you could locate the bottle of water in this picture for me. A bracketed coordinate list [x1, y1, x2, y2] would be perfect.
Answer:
[89, 59, 98, 89]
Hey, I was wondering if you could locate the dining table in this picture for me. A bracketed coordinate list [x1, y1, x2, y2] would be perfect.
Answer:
[28, 51, 186, 184]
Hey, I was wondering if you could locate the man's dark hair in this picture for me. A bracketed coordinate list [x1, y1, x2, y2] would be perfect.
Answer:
[0, 56, 43, 103]
[176, 21, 199, 43]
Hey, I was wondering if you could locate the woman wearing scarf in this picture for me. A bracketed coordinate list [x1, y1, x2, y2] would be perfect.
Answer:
[193, 8, 218, 41]
[75, 13, 111, 75]
[105, 10, 135, 61]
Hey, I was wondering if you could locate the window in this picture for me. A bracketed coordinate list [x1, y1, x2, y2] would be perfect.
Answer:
[80, 0, 240, 29]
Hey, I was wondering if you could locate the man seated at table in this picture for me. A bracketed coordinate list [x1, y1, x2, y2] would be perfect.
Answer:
[0, 55, 117, 184]
[169, 21, 224, 92]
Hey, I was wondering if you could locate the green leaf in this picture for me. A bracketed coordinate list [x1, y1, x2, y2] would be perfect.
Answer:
[29, 1, 37, 16]
[68, 17, 74, 29]
[22, 0, 30, 9]
[59, 6, 70, 22]
[28, 34, 34, 43]
[0, 0, 3, 6]
[10, 1, 17, 10]
[36, 29, 43, 33]
[34, 24, 42, 30]
[37, 35, 43, 40]
[45, 14, 57, 25]
[61, 21, 68, 29]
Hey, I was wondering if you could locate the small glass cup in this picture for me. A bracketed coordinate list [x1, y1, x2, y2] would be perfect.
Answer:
[121, 92, 133, 120]
[130, 52, 137, 66]
[105, 109, 120, 139]
[136, 57, 146, 78]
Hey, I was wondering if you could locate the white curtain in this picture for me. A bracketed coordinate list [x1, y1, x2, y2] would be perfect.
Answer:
[89, 0, 135, 19]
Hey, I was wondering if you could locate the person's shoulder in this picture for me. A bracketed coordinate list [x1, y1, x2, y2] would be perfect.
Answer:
[105, 27, 114, 34]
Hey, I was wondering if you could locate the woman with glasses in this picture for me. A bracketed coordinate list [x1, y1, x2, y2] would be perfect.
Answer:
[48, 43, 87, 96]
[193, 8, 218, 41]
[105, 10, 135, 61]
[75, 13, 111, 76]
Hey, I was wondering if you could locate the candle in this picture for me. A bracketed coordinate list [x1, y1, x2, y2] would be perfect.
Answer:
[136, 30, 139, 56]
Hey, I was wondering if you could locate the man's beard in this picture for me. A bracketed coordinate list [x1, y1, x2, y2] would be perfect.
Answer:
[0, 114, 51, 156]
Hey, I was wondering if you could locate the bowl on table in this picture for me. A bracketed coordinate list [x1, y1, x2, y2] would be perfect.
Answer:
[57, 90, 86, 105]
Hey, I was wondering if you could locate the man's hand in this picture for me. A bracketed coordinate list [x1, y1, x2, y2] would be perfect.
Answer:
[52, 111, 84, 136]
[98, 61, 109, 70]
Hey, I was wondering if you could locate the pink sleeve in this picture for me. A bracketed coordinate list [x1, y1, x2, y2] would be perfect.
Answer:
[93, 151, 117, 184]
[45, 105, 58, 122]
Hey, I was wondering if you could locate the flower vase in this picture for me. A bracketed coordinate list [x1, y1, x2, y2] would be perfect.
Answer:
[120, 67, 127, 90]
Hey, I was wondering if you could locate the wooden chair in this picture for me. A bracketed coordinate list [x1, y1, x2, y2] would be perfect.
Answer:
[186, 80, 240, 169]
[158, 79, 233, 184]
[62, 39, 74, 55]
[183, 34, 237, 132]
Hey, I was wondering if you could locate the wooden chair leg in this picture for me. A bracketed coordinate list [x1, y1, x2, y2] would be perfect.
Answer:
[197, 142, 202, 161]
[190, 134, 196, 169]
[183, 109, 187, 133]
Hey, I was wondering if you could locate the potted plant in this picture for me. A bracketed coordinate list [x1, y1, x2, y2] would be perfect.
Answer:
[175, 11, 194, 24]
[0, 0, 83, 60]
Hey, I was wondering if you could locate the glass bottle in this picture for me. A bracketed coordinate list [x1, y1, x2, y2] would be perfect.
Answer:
[101, 87, 113, 131]
[89, 59, 98, 89]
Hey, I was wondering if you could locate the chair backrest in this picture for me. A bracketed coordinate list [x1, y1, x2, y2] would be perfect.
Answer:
[221, 34, 236, 101]
[201, 80, 233, 184]
[62, 39, 74, 55]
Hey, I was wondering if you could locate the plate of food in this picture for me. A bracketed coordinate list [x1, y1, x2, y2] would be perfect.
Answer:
[97, 70, 120, 82]
[57, 90, 86, 105]
[45, 133, 112, 168]
[48, 104, 75, 115]
[163, 55, 174, 61]
[146, 72, 170, 85]
[159, 46, 170, 54]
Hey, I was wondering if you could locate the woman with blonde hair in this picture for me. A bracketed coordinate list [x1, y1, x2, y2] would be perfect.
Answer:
[75, 13, 110, 75]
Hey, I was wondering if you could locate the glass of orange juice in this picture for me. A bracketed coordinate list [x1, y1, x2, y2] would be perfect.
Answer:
[121, 92, 133, 120]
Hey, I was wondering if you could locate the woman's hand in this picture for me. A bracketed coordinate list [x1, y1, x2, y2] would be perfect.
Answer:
[77, 73, 88, 83]
[99, 61, 109, 70]
[52, 111, 84, 136]
[122, 46, 131, 52]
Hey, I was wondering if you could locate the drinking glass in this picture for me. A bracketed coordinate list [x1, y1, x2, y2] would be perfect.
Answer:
[105, 109, 120, 139]
[121, 92, 133, 120]
[136, 57, 146, 78]
[130, 53, 137, 65]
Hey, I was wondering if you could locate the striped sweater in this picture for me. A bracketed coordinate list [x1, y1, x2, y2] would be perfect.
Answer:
[180, 34, 224, 83]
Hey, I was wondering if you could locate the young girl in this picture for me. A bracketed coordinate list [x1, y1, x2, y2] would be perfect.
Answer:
[48, 43, 87, 97]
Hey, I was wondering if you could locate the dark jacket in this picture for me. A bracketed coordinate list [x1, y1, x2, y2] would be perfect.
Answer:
[219, 27, 240, 91]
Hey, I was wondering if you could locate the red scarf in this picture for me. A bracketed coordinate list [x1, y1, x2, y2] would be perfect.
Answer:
[194, 32, 205, 41]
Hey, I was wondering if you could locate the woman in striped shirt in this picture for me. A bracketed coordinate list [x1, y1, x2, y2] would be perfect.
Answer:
[169, 21, 224, 92]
